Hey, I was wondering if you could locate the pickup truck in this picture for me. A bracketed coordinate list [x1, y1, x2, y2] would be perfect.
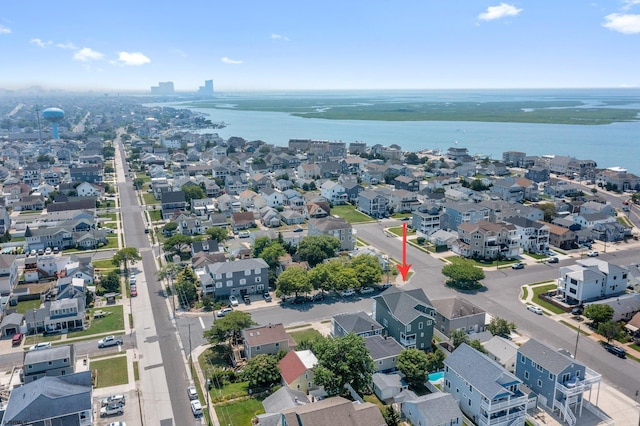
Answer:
[98, 335, 123, 348]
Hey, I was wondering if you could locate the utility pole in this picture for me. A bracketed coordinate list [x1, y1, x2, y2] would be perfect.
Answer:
[574, 325, 580, 359]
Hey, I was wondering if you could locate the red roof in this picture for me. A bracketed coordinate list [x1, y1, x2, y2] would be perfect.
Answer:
[279, 351, 307, 385]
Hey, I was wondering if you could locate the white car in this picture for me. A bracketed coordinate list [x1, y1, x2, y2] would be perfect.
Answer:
[339, 288, 356, 297]
[101, 394, 126, 407]
[100, 403, 124, 417]
[98, 335, 123, 348]
[527, 305, 543, 315]
[359, 287, 375, 294]
[216, 307, 233, 317]
[108, 422, 127, 426]
[229, 295, 239, 307]
[587, 251, 599, 257]
[191, 400, 203, 417]
[29, 342, 52, 351]
[187, 385, 198, 400]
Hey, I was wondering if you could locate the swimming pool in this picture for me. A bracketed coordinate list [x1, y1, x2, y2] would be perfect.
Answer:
[428, 371, 445, 382]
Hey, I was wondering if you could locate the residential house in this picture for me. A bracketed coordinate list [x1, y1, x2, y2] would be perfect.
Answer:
[1, 371, 93, 426]
[251, 173, 272, 191]
[453, 221, 521, 260]
[394, 175, 420, 192]
[490, 179, 525, 203]
[297, 163, 320, 179]
[594, 293, 640, 322]
[69, 165, 103, 183]
[231, 211, 256, 231]
[442, 202, 491, 232]
[242, 323, 296, 359]
[76, 181, 104, 197]
[205, 258, 269, 299]
[0, 206, 11, 234]
[579, 201, 617, 217]
[342, 181, 364, 203]
[544, 180, 579, 198]
[280, 396, 386, 426]
[483, 336, 519, 373]
[261, 187, 286, 208]
[280, 210, 305, 225]
[332, 311, 383, 338]
[592, 221, 629, 243]
[191, 197, 216, 217]
[573, 212, 616, 231]
[444, 343, 527, 426]
[261, 387, 310, 417]
[388, 189, 421, 213]
[191, 239, 220, 257]
[320, 181, 347, 205]
[372, 287, 435, 350]
[173, 213, 213, 236]
[526, 166, 550, 183]
[22, 344, 76, 383]
[556, 258, 628, 305]
[504, 217, 550, 254]
[545, 222, 577, 250]
[431, 297, 486, 337]
[402, 392, 464, 426]
[366, 334, 404, 373]
[372, 372, 408, 401]
[305, 199, 330, 219]
[279, 350, 319, 393]
[260, 207, 282, 228]
[516, 339, 602, 426]
[274, 179, 294, 192]
[161, 191, 187, 220]
[358, 190, 389, 218]
[412, 204, 443, 237]
[595, 169, 640, 192]
[308, 216, 354, 251]
[225, 175, 249, 195]
[0, 254, 19, 296]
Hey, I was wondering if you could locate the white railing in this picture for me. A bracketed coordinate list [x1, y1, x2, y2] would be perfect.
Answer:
[553, 400, 577, 426]
[481, 395, 528, 413]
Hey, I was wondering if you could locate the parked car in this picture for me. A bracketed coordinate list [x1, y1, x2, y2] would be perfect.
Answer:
[243, 295, 251, 305]
[311, 292, 325, 302]
[571, 307, 583, 316]
[359, 286, 375, 294]
[98, 335, 123, 348]
[527, 305, 543, 315]
[291, 295, 309, 304]
[191, 400, 203, 417]
[293, 227, 304, 232]
[216, 307, 233, 317]
[101, 394, 126, 407]
[263, 292, 272, 302]
[587, 251, 599, 257]
[107, 422, 127, 426]
[100, 403, 124, 417]
[238, 231, 250, 238]
[11, 333, 23, 346]
[187, 386, 198, 401]
[547, 257, 559, 264]
[29, 342, 52, 351]
[603, 342, 627, 358]
[130, 286, 137, 297]
[229, 295, 239, 307]
[377, 282, 393, 290]
[339, 288, 356, 297]
[511, 262, 525, 270]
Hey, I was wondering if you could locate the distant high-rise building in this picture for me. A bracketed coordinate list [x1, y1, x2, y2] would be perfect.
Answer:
[150, 82, 175, 95]
[197, 80, 214, 96]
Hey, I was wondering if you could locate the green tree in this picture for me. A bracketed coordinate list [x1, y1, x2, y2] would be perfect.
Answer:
[297, 235, 341, 267]
[487, 316, 517, 337]
[442, 261, 485, 290]
[206, 226, 229, 242]
[133, 178, 144, 189]
[99, 271, 121, 294]
[425, 348, 446, 373]
[313, 334, 374, 396]
[276, 266, 312, 297]
[163, 222, 178, 234]
[163, 234, 193, 257]
[309, 262, 336, 293]
[469, 339, 488, 354]
[332, 263, 360, 291]
[383, 406, 401, 426]
[584, 304, 614, 326]
[597, 320, 621, 343]
[450, 329, 469, 348]
[405, 152, 420, 165]
[350, 255, 382, 288]
[252, 236, 272, 258]
[397, 348, 430, 389]
[182, 185, 206, 204]
[102, 146, 116, 159]
[174, 266, 198, 308]
[112, 247, 142, 276]
[242, 354, 281, 389]
[259, 243, 286, 270]
[204, 311, 256, 346]
[539, 203, 557, 222]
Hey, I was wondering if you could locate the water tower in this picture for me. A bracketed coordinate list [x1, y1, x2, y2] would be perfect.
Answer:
[42, 107, 65, 139]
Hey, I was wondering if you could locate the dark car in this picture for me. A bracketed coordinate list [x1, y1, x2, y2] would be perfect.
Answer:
[548, 257, 559, 264]
[571, 307, 583, 316]
[311, 293, 325, 302]
[291, 296, 309, 304]
[603, 342, 626, 358]
[243, 295, 251, 305]
[263, 292, 272, 302]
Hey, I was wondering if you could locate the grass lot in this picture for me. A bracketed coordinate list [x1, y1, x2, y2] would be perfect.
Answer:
[24, 333, 63, 346]
[98, 213, 117, 221]
[560, 320, 591, 335]
[102, 235, 120, 249]
[525, 252, 548, 260]
[16, 299, 42, 314]
[103, 222, 117, 229]
[68, 305, 125, 338]
[149, 210, 163, 222]
[387, 226, 416, 237]
[215, 398, 264, 426]
[133, 361, 139, 381]
[330, 205, 375, 224]
[92, 355, 128, 388]
[445, 255, 517, 268]
[391, 213, 412, 219]
[136, 173, 151, 182]
[289, 328, 323, 345]
[363, 393, 386, 410]
[531, 283, 565, 314]
[93, 259, 116, 269]
[143, 193, 159, 205]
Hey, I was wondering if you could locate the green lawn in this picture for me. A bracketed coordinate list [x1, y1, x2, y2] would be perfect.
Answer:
[149, 210, 163, 221]
[16, 299, 42, 314]
[135, 173, 151, 182]
[143, 193, 159, 205]
[531, 283, 565, 314]
[215, 398, 264, 426]
[521, 287, 529, 300]
[92, 355, 129, 388]
[387, 226, 416, 237]
[67, 305, 125, 338]
[330, 205, 376, 224]
[98, 213, 117, 221]
[445, 255, 517, 268]
[24, 333, 63, 345]
[289, 328, 323, 345]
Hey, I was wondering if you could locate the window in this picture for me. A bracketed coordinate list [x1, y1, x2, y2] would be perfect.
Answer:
[257, 284, 264, 291]
[215, 273, 222, 279]
[418, 322, 423, 330]
[520, 354, 526, 364]
[536, 364, 543, 372]
[256, 346, 261, 351]
[576, 370, 580, 377]
[216, 282, 222, 288]
[537, 379, 542, 387]
[255, 269, 260, 274]
[226, 272, 233, 278]
[524, 371, 529, 380]
[245, 270, 251, 276]
[407, 324, 411, 332]
[549, 372, 554, 380]
[226, 280, 233, 287]
[240, 279, 246, 285]
[255, 276, 262, 283]
[275, 343, 279, 348]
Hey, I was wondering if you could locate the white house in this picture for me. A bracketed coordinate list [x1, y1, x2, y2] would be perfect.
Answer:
[320, 181, 347, 205]
[557, 258, 628, 305]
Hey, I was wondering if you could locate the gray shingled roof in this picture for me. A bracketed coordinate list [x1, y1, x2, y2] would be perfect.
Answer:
[206, 257, 268, 274]
[374, 287, 434, 325]
[445, 343, 521, 400]
[365, 335, 404, 360]
[24, 344, 73, 364]
[333, 311, 382, 335]
[262, 386, 310, 413]
[518, 339, 584, 375]
[404, 392, 463, 425]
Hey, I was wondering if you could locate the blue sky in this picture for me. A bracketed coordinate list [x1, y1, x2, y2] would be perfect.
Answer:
[1, 1, 640, 92]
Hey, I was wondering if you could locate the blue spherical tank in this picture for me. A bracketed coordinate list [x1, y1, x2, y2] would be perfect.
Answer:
[42, 107, 65, 122]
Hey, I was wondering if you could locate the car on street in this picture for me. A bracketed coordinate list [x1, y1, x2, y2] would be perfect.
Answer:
[187, 386, 198, 400]
[191, 400, 203, 417]
[130, 286, 137, 297]
[100, 403, 124, 417]
[243, 295, 251, 305]
[359, 286, 375, 294]
[291, 295, 309, 304]
[107, 422, 127, 426]
[311, 292, 325, 302]
[527, 305, 543, 315]
[238, 231, 250, 238]
[216, 307, 233, 317]
[29, 342, 52, 351]
[547, 257, 559, 264]
[263, 292, 272, 302]
[339, 288, 356, 297]
[293, 227, 304, 232]
[229, 295, 239, 307]
[101, 394, 126, 407]
[11, 332, 23, 346]
[571, 307, 583, 316]
[603, 342, 627, 358]
[511, 262, 525, 270]
[377, 282, 393, 290]
[98, 335, 123, 348]
[587, 251, 599, 257]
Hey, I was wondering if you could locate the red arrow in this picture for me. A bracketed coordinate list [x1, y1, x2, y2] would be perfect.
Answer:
[397, 222, 412, 281]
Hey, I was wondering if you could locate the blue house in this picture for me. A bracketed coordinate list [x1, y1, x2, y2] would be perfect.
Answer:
[444, 343, 527, 426]
[515, 339, 602, 426]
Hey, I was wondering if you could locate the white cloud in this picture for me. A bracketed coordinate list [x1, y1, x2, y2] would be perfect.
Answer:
[271, 34, 290, 41]
[30, 38, 52, 48]
[0, 24, 10, 34]
[221, 57, 243, 64]
[478, 3, 523, 21]
[602, 13, 640, 33]
[623, 0, 640, 10]
[115, 51, 151, 66]
[56, 42, 77, 50]
[73, 47, 104, 62]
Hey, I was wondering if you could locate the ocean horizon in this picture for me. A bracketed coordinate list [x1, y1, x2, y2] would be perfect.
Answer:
[150, 88, 640, 175]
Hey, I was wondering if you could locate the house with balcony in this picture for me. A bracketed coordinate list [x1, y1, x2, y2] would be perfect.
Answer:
[444, 343, 527, 426]
[387, 189, 421, 213]
[504, 217, 550, 254]
[442, 202, 491, 232]
[556, 258, 628, 305]
[394, 175, 420, 192]
[332, 311, 383, 338]
[516, 339, 603, 426]
[357, 190, 389, 218]
[545, 222, 578, 250]
[161, 190, 187, 220]
[308, 216, 354, 251]
[431, 297, 486, 337]
[69, 165, 103, 183]
[205, 258, 269, 299]
[320, 181, 348, 205]
[0, 254, 19, 297]
[372, 287, 435, 350]
[412, 204, 443, 237]
[452, 221, 521, 260]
